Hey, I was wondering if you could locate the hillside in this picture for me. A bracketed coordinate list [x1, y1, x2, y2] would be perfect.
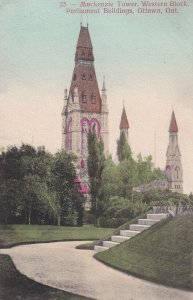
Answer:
[95, 215, 193, 290]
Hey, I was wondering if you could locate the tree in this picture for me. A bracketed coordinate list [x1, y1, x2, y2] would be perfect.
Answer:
[0, 145, 85, 226]
[87, 131, 105, 224]
[20, 175, 50, 225]
[117, 131, 132, 162]
[134, 154, 164, 186]
[117, 158, 136, 199]
[100, 156, 121, 204]
[50, 151, 83, 226]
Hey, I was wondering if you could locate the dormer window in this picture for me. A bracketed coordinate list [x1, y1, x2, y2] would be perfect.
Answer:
[91, 95, 96, 104]
[82, 93, 87, 103]
[82, 74, 86, 80]
[89, 75, 93, 81]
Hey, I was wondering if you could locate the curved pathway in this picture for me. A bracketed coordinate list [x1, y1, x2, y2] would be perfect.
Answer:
[0, 241, 193, 300]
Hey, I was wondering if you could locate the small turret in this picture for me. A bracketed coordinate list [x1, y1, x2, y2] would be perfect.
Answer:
[62, 89, 68, 116]
[119, 104, 129, 142]
[101, 76, 108, 112]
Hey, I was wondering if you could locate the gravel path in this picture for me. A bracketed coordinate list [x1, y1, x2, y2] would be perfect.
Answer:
[1, 241, 193, 300]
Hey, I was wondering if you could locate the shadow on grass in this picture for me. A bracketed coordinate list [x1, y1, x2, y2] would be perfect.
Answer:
[0, 254, 94, 300]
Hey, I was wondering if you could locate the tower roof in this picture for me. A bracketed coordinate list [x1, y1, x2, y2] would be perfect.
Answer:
[75, 26, 94, 61]
[77, 26, 93, 49]
[169, 110, 178, 133]
[69, 26, 101, 113]
[119, 106, 129, 129]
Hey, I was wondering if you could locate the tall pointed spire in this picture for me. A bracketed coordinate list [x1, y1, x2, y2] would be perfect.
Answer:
[119, 105, 129, 129]
[69, 26, 101, 113]
[75, 26, 94, 61]
[165, 110, 183, 193]
[169, 110, 178, 133]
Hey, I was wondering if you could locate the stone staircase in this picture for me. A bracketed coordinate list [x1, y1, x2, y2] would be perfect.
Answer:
[94, 213, 168, 252]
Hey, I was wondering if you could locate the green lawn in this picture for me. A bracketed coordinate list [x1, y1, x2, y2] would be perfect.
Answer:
[0, 254, 92, 300]
[0, 224, 112, 299]
[95, 215, 193, 290]
[0, 224, 113, 248]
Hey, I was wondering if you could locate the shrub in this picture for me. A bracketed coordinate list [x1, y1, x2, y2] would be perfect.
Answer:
[98, 217, 128, 228]
[83, 211, 96, 225]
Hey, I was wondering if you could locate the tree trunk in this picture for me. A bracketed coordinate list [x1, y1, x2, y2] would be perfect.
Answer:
[57, 215, 61, 226]
[28, 209, 31, 225]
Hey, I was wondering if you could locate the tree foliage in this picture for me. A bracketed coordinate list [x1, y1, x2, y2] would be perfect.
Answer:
[117, 131, 132, 162]
[87, 131, 105, 223]
[0, 144, 84, 226]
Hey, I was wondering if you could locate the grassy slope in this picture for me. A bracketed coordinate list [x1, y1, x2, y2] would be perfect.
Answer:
[0, 225, 113, 248]
[0, 254, 92, 300]
[77, 213, 147, 250]
[95, 215, 193, 290]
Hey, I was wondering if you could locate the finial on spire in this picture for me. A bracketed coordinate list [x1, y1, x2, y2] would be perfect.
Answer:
[102, 76, 107, 92]
[123, 100, 125, 107]
[80, 15, 82, 27]
[87, 15, 89, 27]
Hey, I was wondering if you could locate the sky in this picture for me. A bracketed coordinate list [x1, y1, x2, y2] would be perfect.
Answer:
[0, 0, 193, 193]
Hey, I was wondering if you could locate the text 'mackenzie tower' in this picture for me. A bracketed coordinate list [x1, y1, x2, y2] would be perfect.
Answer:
[62, 25, 109, 196]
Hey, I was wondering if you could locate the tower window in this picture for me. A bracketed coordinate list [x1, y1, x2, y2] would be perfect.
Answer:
[91, 95, 96, 104]
[80, 159, 85, 168]
[82, 93, 87, 103]
[82, 74, 86, 80]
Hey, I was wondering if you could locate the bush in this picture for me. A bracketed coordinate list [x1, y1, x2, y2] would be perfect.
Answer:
[98, 217, 128, 228]
[83, 211, 96, 225]
[61, 211, 78, 226]
[103, 196, 148, 223]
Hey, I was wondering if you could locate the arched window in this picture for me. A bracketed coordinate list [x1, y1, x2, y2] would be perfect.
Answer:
[91, 94, 96, 104]
[175, 166, 180, 179]
[81, 118, 89, 156]
[82, 91, 87, 103]
[90, 118, 100, 138]
[80, 159, 85, 168]
[82, 74, 86, 80]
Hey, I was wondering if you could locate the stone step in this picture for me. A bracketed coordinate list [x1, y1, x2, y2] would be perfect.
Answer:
[138, 219, 159, 226]
[103, 241, 119, 248]
[120, 230, 140, 237]
[94, 245, 109, 252]
[130, 224, 150, 232]
[111, 235, 130, 243]
[147, 213, 168, 220]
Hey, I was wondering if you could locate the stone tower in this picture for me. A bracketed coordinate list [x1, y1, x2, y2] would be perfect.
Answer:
[119, 105, 129, 142]
[165, 110, 183, 193]
[62, 25, 109, 196]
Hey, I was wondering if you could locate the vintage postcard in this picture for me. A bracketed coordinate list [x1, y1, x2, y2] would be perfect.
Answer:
[0, 0, 193, 299]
